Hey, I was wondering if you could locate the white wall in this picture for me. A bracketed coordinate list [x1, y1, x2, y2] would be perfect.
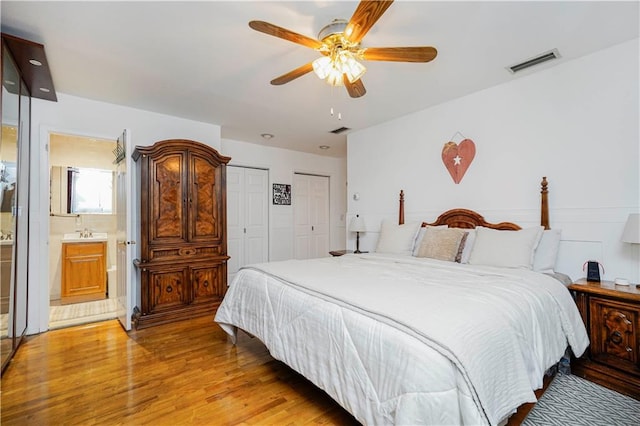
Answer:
[29, 93, 222, 334]
[28, 94, 348, 335]
[347, 39, 640, 283]
[221, 138, 347, 261]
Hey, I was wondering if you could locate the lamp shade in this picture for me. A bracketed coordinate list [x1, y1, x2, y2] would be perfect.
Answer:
[349, 215, 366, 233]
[622, 213, 640, 244]
[312, 56, 332, 79]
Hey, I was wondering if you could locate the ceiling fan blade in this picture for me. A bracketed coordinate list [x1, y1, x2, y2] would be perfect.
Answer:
[345, 0, 394, 44]
[270, 62, 315, 85]
[362, 46, 438, 62]
[249, 21, 323, 49]
[344, 75, 366, 98]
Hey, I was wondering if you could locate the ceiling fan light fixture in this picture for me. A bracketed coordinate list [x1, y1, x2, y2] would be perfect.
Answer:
[340, 53, 366, 83]
[326, 68, 345, 86]
[312, 56, 332, 79]
[313, 55, 345, 86]
[313, 49, 366, 86]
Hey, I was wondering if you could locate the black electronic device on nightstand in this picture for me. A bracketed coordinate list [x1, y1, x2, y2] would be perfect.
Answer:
[585, 260, 602, 282]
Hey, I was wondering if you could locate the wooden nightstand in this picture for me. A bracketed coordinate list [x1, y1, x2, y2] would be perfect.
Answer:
[568, 278, 640, 399]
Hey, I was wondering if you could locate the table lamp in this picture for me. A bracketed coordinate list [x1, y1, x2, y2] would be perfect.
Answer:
[349, 214, 366, 254]
[616, 213, 640, 285]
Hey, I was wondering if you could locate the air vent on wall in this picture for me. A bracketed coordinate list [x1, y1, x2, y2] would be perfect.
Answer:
[329, 126, 351, 134]
[507, 49, 560, 74]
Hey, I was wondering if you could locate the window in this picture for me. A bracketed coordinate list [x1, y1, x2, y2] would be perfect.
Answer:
[67, 167, 113, 214]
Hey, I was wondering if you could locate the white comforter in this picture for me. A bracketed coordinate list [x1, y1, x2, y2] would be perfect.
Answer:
[215, 253, 589, 425]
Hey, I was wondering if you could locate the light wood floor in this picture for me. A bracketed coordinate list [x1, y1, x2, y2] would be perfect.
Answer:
[0, 315, 360, 425]
[1, 315, 540, 425]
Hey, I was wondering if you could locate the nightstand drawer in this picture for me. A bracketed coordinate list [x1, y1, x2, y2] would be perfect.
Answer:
[568, 279, 640, 398]
[590, 297, 639, 374]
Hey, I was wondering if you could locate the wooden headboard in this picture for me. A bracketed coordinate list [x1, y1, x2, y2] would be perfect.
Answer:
[398, 177, 550, 230]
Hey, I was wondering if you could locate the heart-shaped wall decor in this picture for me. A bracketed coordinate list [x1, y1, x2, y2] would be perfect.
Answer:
[441, 138, 476, 184]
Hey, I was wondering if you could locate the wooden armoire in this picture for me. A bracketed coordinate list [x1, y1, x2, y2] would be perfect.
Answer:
[132, 139, 231, 329]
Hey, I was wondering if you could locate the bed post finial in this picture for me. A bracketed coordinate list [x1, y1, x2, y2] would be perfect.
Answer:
[541, 177, 550, 230]
[399, 190, 405, 225]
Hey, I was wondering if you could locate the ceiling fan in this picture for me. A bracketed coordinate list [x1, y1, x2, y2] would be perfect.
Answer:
[249, 0, 437, 98]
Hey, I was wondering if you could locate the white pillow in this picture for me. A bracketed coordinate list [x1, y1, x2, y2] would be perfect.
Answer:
[376, 220, 421, 256]
[459, 229, 476, 263]
[533, 229, 562, 273]
[468, 226, 544, 269]
[412, 225, 448, 256]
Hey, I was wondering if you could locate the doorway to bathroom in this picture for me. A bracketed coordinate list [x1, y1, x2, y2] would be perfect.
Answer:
[48, 132, 118, 329]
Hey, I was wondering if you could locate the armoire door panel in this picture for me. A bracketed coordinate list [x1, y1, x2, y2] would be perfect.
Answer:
[152, 153, 186, 242]
[147, 267, 188, 312]
[189, 153, 221, 241]
[191, 264, 225, 304]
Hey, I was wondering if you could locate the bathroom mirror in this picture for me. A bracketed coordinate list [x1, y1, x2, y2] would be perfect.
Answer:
[49, 133, 117, 216]
[50, 166, 115, 215]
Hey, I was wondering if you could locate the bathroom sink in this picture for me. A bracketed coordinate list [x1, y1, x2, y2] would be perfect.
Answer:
[62, 232, 108, 243]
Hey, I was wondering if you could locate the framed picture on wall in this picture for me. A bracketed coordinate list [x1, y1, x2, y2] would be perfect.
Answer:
[272, 183, 291, 205]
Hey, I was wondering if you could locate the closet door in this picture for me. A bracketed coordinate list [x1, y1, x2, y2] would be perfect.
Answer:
[227, 166, 268, 282]
[309, 174, 329, 257]
[294, 173, 329, 259]
[227, 167, 244, 278]
[244, 168, 269, 264]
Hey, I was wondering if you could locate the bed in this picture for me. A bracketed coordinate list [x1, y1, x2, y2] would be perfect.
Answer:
[214, 177, 589, 425]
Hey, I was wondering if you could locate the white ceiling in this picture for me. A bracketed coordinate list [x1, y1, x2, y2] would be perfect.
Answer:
[2, 1, 638, 157]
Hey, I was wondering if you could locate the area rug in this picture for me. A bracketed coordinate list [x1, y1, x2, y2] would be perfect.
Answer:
[49, 298, 118, 329]
[523, 373, 640, 426]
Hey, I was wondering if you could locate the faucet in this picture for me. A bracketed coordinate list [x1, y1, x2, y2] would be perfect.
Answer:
[81, 228, 92, 238]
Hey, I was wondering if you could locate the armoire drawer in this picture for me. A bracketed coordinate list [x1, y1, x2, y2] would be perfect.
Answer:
[148, 245, 222, 261]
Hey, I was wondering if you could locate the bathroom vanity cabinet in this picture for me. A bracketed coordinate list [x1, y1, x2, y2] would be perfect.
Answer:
[61, 241, 107, 304]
